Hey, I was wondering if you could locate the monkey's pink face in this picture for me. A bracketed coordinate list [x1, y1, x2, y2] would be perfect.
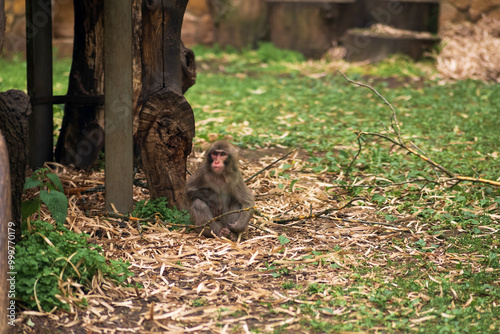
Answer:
[211, 151, 227, 174]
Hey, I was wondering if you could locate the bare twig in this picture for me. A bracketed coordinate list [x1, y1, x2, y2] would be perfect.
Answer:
[197, 206, 256, 228]
[106, 212, 192, 228]
[330, 177, 439, 188]
[346, 131, 366, 174]
[355, 131, 456, 177]
[107, 206, 256, 231]
[338, 71, 500, 188]
[275, 212, 401, 228]
[446, 176, 500, 187]
[273, 197, 364, 224]
[319, 216, 402, 228]
[276, 204, 301, 218]
[338, 70, 402, 141]
[245, 149, 296, 183]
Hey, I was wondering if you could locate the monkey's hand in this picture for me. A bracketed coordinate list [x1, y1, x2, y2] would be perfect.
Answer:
[227, 217, 249, 234]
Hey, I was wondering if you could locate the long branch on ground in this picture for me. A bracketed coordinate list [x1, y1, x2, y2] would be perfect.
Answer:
[338, 70, 500, 188]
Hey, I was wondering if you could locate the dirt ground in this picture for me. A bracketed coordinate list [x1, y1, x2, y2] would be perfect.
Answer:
[10, 145, 432, 333]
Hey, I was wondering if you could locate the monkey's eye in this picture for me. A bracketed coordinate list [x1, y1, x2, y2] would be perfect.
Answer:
[213, 151, 227, 157]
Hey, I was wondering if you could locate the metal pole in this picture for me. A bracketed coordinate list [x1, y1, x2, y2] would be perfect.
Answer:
[104, 0, 133, 212]
[26, 0, 53, 169]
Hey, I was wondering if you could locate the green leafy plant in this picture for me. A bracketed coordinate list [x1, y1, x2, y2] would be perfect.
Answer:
[22, 168, 68, 225]
[278, 235, 290, 245]
[282, 281, 298, 289]
[191, 298, 208, 307]
[272, 267, 290, 278]
[15, 220, 133, 312]
[132, 197, 191, 229]
[306, 283, 329, 295]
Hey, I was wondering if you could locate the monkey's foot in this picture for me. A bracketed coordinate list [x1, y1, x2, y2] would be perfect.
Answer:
[219, 227, 232, 238]
[219, 227, 238, 241]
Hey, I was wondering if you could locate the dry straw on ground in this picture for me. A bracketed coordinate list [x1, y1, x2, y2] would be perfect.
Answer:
[13, 149, 498, 333]
[326, 19, 500, 83]
[437, 17, 500, 82]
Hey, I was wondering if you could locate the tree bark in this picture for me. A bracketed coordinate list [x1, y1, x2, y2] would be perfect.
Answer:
[0, 6, 7, 329]
[0, 90, 31, 242]
[0, 129, 10, 334]
[0, 0, 5, 51]
[137, 0, 195, 208]
[181, 41, 196, 94]
[54, 0, 105, 169]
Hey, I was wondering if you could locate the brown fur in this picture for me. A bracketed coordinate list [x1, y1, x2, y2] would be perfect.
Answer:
[186, 141, 254, 239]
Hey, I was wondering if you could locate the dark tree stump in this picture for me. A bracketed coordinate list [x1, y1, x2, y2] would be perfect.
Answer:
[0, 90, 31, 242]
[268, 0, 362, 59]
[55, 0, 105, 169]
[138, 91, 194, 206]
[365, 0, 440, 34]
[137, 0, 195, 208]
[208, 0, 268, 49]
[343, 30, 440, 62]
[0, 129, 11, 333]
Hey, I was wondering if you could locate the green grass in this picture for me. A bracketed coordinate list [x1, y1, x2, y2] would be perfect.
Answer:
[264, 242, 499, 333]
[2, 47, 498, 182]
[0, 53, 72, 94]
[187, 45, 500, 182]
[0, 54, 72, 137]
[186, 44, 499, 333]
[0, 53, 28, 92]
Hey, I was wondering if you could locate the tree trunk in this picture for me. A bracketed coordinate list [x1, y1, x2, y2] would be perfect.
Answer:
[0, 129, 11, 333]
[54, 0, 105, 169]
[0, 4, 8, 330]
[0, 0, 5, 51]
[56, 0, 196, 175]
[0, 90, 31, 242]
[137, 0, 195, 208]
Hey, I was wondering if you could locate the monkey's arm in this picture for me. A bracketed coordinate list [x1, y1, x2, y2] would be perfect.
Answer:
[227, 210, 253, 234]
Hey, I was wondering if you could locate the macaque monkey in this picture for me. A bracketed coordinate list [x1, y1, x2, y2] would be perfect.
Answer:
[186, 140, 254, 239]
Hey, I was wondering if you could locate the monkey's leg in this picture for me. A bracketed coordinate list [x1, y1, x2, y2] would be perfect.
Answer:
[224, 203, 250, 235]
[190, 199, 224, 237]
